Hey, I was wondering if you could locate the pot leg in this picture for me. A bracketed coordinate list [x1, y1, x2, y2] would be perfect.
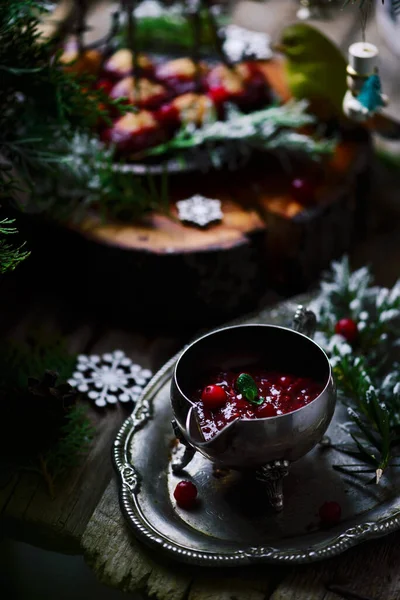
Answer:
[171, 419, 196, 474]
[255, 460, 290, 512]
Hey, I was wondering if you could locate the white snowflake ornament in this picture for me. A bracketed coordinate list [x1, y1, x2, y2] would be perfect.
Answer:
[176, 194, 223, 228]
[68, 350, 152, 408]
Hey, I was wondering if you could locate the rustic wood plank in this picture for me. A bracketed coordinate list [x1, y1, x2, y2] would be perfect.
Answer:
[0, 320, 96, 552]
[270, 532, 400, 600]
[0, 311, 181, 553]
[83, 479, 192, 599]
[187, 573, 273, 600]
[269, 568, 327, 600]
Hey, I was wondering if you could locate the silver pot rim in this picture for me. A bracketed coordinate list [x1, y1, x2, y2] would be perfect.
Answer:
[173, 322, 333, 430]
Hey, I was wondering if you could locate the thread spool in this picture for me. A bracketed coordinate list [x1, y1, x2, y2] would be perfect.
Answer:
[346, 42, 379, 96]
[348, 42, 379, 76]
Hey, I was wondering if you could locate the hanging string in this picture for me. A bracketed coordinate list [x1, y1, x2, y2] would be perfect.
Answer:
[358, 0, 373, 42]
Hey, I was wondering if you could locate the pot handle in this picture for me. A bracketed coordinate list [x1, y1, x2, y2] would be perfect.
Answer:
[292, 305, 317, 339]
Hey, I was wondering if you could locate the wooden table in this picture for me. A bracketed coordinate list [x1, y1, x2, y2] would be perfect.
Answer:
[2, 1, 400, 599]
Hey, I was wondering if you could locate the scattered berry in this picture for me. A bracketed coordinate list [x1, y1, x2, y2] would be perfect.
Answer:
[319, 501, 342, 525]
[201, 384, 227, 410]
[173, 481, 198, 509]
[335, 318, 358, 343]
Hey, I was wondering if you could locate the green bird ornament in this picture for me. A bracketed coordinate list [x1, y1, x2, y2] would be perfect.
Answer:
[275, 23, 348, 120]
[275, 23, 400, 138]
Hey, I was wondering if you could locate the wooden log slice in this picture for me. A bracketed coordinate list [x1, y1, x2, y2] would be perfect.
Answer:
[23, 59, 372, 328]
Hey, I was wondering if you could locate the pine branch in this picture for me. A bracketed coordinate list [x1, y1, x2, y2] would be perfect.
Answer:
[0, 0, 158, 226]
[140, 101, 335, 161]
[0, 333, 94, 496]
[0, 218, 30, 273]
[312, 257, 400, 482]
[43, 405, 94, 494]
[0, 331, 76, 392]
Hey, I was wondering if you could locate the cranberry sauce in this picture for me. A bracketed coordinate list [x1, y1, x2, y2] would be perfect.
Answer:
[193, 369, 324, 441]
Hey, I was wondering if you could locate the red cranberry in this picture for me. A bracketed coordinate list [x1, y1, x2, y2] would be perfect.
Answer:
[278, 376, 292, 388]
[95, 78, 114, 95]
[290, 178, 316, 205]
[257, 402, 277, 418]
[335, 318, 358, 343]
[232, 398, 251, 411]
[201, 384, 227, 410]
[173, 481, 198, 509]
[319, 501, 342, 525]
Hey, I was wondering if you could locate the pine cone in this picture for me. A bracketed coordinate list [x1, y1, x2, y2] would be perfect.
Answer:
[28, 370, 77, 412]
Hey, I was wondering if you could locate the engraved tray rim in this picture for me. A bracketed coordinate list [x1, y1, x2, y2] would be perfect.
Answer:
[113, 347, 400, 567]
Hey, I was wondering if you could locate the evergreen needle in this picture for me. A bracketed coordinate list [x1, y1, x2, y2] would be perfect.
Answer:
[313, 257, 400, 482]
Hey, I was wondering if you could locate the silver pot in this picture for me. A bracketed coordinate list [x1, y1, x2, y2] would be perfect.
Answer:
[170, 306, 336, 510]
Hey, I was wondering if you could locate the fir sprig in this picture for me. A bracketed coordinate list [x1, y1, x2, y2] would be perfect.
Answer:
[0, 217, 30, 273]
[0, 332, 94, 496]
[0, 0, 162, 236]
[0, 330, 77, 390]
[43, 405, 94, 496]
[17, 129, 168, 221]
[141, 101, 335, 162]
[312, 257, 400, 483]
[0, 1, 124, 131]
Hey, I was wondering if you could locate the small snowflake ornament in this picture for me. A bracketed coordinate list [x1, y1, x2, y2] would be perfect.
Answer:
[68, 350, 152, 408]
[176, 194, 223, 228]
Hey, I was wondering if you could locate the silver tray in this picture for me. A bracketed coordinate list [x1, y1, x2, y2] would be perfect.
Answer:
[113, 307, 400, 567]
